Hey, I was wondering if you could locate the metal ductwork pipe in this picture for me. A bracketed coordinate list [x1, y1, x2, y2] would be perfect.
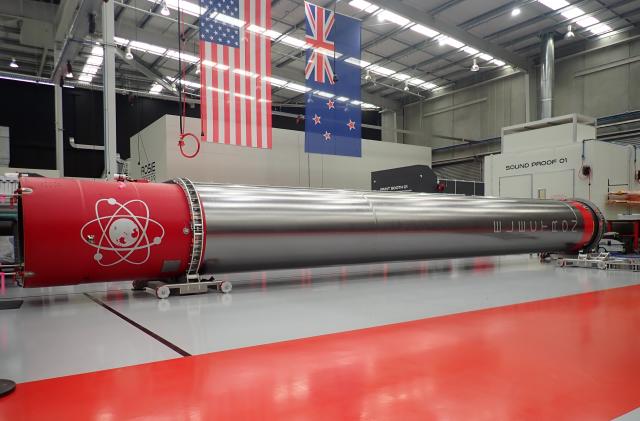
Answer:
[540, 33, 555, 119]
[15, 177, 605, 288]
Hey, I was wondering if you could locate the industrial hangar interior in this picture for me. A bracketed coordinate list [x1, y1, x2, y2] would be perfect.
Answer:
[1, 0, 640, 418]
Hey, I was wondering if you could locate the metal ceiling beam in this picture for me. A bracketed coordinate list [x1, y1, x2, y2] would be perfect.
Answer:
[113, 48, 176, 93]
[54, 0, 81, 42]
[366, 0, 530, 71]
[113, 14, 400, 109]
[51, 0, 104, 82]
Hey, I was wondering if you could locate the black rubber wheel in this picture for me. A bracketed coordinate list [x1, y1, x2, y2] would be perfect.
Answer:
[0, 379, 16, 397]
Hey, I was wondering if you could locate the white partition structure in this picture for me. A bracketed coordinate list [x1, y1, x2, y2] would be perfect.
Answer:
[485, 114, 637, 219]
[127, 115, 432, 190]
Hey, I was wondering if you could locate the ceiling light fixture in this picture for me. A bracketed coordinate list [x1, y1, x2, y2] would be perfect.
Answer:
[65, 60, 73, 78]
[160, 1, 170, 16]
[9, 58, 18, 68]
[471, 58, 479, 72]
[125, 46, 134, 60]
[511, 8, 521, 17]
[565, 24, 575, 39]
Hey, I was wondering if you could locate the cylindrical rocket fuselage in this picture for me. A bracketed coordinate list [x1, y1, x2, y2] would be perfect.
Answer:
[17, 177, 604, 287]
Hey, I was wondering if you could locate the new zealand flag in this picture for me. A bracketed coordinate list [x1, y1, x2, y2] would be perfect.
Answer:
[304, 2, 362, 157]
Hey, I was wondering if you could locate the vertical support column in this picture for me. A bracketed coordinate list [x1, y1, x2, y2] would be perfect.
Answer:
[524, 72, 531, 122]
[102, 0, 118, 178]
[540, 33, 555, 119]
[54, 50, 64, 177]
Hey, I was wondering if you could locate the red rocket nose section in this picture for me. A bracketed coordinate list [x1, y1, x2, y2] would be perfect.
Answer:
[19, 177, 192, 287]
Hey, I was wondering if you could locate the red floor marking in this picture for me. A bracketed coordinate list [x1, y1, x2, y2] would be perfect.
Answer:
[3, 285, 640, 420]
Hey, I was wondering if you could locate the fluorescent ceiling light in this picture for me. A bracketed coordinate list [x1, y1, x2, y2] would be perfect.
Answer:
[82, 64, 100, 75]
[589, 23, 612, 35]
[335, 96, 349, 102]
[212, 13, 245, 28]
[576, 16, 599, 28]
[264, 29, 282, 40]
[91, 46, 103, 56]
[362, 103, 378, 109]
[560, 7, 584, 19]
[420, 82, 437, 90]
[345, 57, 370, 67]
[156, 0, 202, 17]
[537, 0, 569, 10]
[263, 76, 287, 87]
[280, 35, 309, 49]
[130, 41, 167, 55]
[411, 24, 439, 38]
[491, 59, 506, 66]
[165, 50, 199, 63]
[462, 46, 479, 55]
[78, 74, 93, 82]
[286, 83, 311, 93]
[478, 53, 493, 61]
[437, 36, 465, 49]
[368, 65, 396, 77]
[348, 0, 379, 13]
[390, 73, 411, 81]
[351, 100, 363, 105]
[149, 83, 163, 94]
[86, 55, 103, 66]
[407, 78, 425, 86]
[377, 10, 410, 26]
[114, 36, 129, 45]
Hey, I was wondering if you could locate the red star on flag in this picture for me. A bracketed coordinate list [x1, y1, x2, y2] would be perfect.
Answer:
[347, 120, 356, 130]
[323, 131, 332, 141]
[313, 114, 322, 125]
[326, 99, 335, 110]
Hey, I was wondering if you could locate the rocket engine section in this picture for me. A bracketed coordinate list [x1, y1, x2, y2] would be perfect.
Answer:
[18, 177, 194, 287]
[13, 176, 604, 288]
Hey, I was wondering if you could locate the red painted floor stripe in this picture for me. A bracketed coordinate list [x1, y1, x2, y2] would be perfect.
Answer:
[3, 285, 640, 420]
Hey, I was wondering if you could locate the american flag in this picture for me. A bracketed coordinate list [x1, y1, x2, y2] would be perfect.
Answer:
[199, 0, 272, 148]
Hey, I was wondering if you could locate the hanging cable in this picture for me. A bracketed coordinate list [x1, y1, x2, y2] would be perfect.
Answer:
[176, 0, 200, 158]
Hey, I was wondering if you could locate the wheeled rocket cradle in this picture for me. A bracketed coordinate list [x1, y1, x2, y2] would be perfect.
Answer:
[11, 176, 604, 298]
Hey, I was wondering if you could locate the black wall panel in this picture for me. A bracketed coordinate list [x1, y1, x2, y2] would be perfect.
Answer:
[0, 78, 381, 178]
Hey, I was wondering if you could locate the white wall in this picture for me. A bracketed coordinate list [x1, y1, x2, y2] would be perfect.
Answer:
[128, 115, 432, 190]
[485, 140, 636, 219]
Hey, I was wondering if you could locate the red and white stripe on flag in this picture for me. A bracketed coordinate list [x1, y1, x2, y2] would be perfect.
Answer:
[199, 0, 272, 148]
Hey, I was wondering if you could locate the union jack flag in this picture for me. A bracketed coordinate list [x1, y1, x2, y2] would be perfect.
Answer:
[304, 2, 335, 85]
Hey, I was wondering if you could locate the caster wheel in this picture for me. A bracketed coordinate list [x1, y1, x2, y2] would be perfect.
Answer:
[132, 280, 148, 291]
[156, 285, 171, 299]
[219, 281, 232, 294]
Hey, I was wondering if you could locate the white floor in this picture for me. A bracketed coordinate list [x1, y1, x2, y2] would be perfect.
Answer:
[2, 255, 640, 383]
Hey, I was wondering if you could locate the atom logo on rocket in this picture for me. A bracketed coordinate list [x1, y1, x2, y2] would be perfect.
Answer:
[80, 198, 165, 266]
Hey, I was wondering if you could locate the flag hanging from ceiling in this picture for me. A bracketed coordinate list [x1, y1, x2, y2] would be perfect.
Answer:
[304, 2, 362, 157]
[199, 0, 272, 148]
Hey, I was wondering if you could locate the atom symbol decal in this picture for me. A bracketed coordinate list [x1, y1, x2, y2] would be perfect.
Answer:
[80, 198, 165, 266]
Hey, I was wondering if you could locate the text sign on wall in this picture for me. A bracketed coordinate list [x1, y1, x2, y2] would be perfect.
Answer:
[505, 157, 568, 171]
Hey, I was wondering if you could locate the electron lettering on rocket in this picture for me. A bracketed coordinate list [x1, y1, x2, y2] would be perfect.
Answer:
[80, 198, 165, 266]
